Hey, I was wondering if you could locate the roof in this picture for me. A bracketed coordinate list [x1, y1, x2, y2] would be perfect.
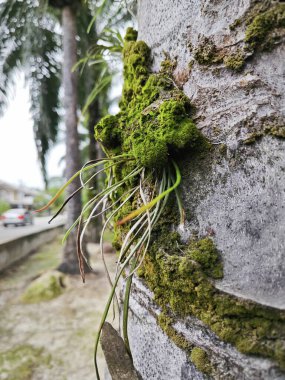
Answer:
[0, 179, 39, 196]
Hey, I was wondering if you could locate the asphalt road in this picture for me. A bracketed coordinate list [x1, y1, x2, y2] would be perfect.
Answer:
[0, 215, 66, 244]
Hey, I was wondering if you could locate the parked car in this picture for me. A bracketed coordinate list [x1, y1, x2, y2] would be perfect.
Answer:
[2, 208, 34, 227]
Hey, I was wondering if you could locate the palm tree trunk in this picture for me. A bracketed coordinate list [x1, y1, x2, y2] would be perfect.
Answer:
[58, 5, 84, 274]
[125, 1, 285, 378]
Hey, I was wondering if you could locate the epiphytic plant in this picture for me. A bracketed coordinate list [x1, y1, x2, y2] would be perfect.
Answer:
[37, 27, 205, 379]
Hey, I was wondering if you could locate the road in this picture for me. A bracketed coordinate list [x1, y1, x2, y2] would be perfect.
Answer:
[0, 215, 66, 244]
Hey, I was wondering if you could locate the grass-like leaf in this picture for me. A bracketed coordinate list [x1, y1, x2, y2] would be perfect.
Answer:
[117, 160, 181, 225]
[37, 154, 183, 380]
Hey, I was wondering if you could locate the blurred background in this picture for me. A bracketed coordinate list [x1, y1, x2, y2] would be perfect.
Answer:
[0, 1, 135, 378]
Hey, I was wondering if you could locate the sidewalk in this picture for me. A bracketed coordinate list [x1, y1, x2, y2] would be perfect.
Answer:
[0, 236, 117, 380]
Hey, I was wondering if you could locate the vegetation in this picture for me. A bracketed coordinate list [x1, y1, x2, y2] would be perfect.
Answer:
[21, 271, 66, 303]
[0, 0, 118, 184]
[3, 1, 284, 377]
[138, 225, 285, 371]
[96, 48, 201, 168]
[0, 345, 52, 380]
[0, 0, 129, 272]
[190, 348, 213, 376]
[193, 3, 285, 72]
[40, 27, 206, 379]
[0, 200, 10, 215]
[244, 3, 285, 51]
[0, 0, 61, 184]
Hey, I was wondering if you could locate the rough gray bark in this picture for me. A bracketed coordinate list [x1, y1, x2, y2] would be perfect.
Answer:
[58, 5, 83, 274]
[137, 0, 285, 311]
[124, 0, 285, 379]
[127, 278, 285, 380]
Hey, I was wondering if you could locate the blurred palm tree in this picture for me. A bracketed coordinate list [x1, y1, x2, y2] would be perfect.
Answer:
[0, 0, 61, 185]
[0, 0, 131, 274]
[0, 0, 123, 183]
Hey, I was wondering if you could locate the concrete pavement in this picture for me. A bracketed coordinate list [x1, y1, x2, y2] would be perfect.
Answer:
[0, 215, 66, 271]
[0, 215, 66, 244]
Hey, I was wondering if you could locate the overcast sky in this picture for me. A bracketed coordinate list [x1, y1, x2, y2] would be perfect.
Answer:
[0, 75, 65, 190]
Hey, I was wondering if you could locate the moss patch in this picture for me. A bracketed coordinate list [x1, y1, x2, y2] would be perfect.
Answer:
[193, 37, 245, 72]
[158, 314, 193, 353]
[223, 50, 245, 71]
[158, 312, 215, 377]
[193, 37, 222, 65]
[190, 347, 213, 376]
[95, 28, 204, 171]
[138, 226, 285, 371]
[243, 119, 285, 144]
[244, 3, 285, 51]
[94, 27, 285, 373]
[95, 28, 208, 247]
[0, 344, 51, 380]
[21, 270, 66, 303]
[194, 3, 285, 72]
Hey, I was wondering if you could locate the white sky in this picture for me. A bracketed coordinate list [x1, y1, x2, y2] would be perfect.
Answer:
[0, 75, 65, 190]
[0, 69, 122, 191]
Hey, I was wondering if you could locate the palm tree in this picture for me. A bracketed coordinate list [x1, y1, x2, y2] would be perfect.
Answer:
[52, 0, 83, 273]
[0, 0, 61, 185]
[0, 0, 85, 274]
[0, 0, 129, 274]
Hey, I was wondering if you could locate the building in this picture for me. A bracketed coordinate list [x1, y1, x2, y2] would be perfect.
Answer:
[0, 180, 39, 209]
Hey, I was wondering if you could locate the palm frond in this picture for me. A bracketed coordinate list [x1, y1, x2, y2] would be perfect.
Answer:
[0, 0, 61, 184]
[27, 18, 61, 184]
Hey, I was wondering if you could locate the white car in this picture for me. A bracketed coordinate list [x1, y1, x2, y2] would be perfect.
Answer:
[2, 208, 34, 227]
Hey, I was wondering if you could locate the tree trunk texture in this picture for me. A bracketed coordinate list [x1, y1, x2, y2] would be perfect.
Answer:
[58, 5, 84, 274]
[125, 1, 285, 379]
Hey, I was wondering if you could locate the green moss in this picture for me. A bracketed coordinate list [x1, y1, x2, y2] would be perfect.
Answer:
[193, 38, 245, 73]
[160, 54, 177, 76]
[0, 344, 51, 380]
[95, 28, 204, 171]
[190, 347, 213, 376]
[158, 314, 193, 353]
[95, 115, 122, 150]
[230, 2, 271, 32]
[223, 50, 245, 71]
[244, 124, 285, 144]
[193, 37, 221, 65]
[245, 4, 285, 51]
[138, 228, 285, 371]
[194, 4, 285, 72]
[230, 18, 242, 31]
[21, 270, 66, 303]
[124, 27, 138, 42]
[158, 312, 215, 377]
[186, 238, 223, 279]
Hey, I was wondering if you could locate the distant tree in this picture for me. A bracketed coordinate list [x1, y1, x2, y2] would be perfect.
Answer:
[0, 200, 10, 215]
[0, 0, 130, 274]
[0, 0, 61, 185]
